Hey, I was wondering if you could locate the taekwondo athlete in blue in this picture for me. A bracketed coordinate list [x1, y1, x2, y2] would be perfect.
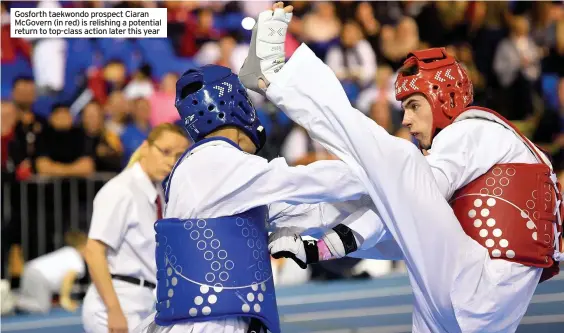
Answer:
[134, 64, 396, 333]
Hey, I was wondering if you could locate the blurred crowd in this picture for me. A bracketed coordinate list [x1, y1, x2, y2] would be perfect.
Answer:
[1, 0, 564, 312]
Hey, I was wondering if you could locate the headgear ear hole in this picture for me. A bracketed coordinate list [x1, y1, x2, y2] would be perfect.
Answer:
[208, 105, 215, 111]
[182, 81, 204, 99]
[449, 92, 456, 108]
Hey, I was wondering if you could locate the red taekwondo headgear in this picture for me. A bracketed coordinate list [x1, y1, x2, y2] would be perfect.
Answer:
[395, 47, 474, 138]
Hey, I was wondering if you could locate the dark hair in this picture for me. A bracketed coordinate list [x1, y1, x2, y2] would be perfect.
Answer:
[138, 63, 152, 78]
[104, 58, 125, 67]
[64, 230, 87, 248]
[12, 76, 34, 88]
[51, 103, 70, 113]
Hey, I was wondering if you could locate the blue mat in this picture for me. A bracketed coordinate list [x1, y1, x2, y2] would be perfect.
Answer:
[2, 271, 564, 333]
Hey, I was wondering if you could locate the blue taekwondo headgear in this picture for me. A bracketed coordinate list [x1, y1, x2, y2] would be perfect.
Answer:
[175, 65, 266, 151]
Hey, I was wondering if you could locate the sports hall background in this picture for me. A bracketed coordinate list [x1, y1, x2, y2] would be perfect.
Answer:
[1, 0, 563, 332]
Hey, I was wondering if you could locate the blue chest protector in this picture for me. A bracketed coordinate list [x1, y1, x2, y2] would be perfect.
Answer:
[155, 138, 280, 332]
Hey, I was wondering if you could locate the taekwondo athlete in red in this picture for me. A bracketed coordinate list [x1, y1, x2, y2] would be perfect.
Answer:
[240, 4, 563, 333]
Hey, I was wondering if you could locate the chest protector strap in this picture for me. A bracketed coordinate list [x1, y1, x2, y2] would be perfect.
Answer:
[154, 206, 280, 333]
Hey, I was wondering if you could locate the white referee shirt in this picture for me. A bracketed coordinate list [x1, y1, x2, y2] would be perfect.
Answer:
[88, 162, 162, 283]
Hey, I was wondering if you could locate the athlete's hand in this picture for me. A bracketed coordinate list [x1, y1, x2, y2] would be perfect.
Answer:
[239, 2, 293, 94]
[269, 228, 319, 269]
[108, 308, 128, 333]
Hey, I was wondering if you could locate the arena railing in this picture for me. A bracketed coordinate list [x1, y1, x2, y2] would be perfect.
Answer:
[2, 172, 116, 262]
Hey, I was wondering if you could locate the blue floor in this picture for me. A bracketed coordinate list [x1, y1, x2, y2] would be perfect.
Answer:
[2, 271, 564, 333]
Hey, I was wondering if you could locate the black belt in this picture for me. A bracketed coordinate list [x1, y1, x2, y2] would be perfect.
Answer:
[111, 274, 156, 289]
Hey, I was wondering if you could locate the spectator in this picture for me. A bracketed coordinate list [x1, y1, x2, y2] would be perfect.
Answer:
[104, 90, 130, 137]
[530, 1, 557, 49]
[81, 101, 123, 173]
[280, 126, 335, 166]
[195, 34, 242, 71]
[16, 231, 87, 313]
[123, 64, 155, 100]
[369, 97, 411, 142]
[380, 17, 420, 70]
[543, 19, 564, 77]
[456, 44, 487, 104]
[494, 14, 542, 120]
[11, 77, 44, 173]
[88, 60, 128, 105]
[1, 2, 32, 64]
[193, 8, 222, 50]
[165, 0, 198, 57]
[356, 65, 399, 115]
[355, 2, 381, 54]
[34, 104, 95, 178]
[301, 1, 341, 57]
[149, 72, 180, 126]
[533, 78, 564, 171]
[1, 100, 33, 181]
[121, 98, 152, 165]
[326, 20, 377, 89]
[1, 101, 18, 171]
[30, 0, 67, 95]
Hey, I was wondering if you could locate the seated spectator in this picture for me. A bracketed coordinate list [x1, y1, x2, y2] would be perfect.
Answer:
[166, 0, 199, 57]
[121, 98, 151, 165]
[81, 101, 123, 173]
[192, 7, 222, 49]
[195, 34, 242, 71]
[16, 231, 87, 313]
[29, 0, 67, 96]
[10, 77, 44, 178]
[104, 90, 130, 137]
[356, 65, 399, 115]
[88, 60, 128, 105]
[1, 100, 32, 180]
[326, 20, 377, 91]
[542, 19, 564, 77]
[1, 101, 17, 170]
[380, 17, 420, 70]
[149, 73, 180, 126]
[1, 2, 32, 64]
[355, 1, 381, 53]
[301, 1, 341, 57]
[281, 125, 336, 166]
[124, 64, 155, 100]
[533, 78, 564, 170]
[369, 97, 411, 141]
[494, 14, 541, 120]
[34, 104, 95, 178]
[456, 43, 487, 104]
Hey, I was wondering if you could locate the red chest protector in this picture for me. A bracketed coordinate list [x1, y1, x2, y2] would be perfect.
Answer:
[448, 108, 563, 283]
